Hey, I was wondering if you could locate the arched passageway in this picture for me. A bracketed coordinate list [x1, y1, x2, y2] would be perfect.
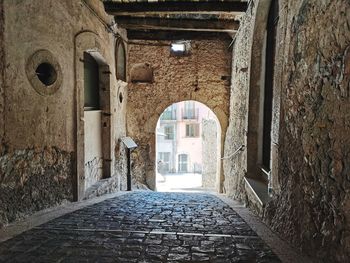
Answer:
[155, 101, 221, 192]
[126, 39, 231, 192]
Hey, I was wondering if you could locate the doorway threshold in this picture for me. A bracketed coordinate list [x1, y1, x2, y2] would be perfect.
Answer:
[244, 177, 270, 215]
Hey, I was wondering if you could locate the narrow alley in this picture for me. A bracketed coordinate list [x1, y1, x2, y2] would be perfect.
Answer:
[0, 0, 349, 262]
[0, 191, 291, 262]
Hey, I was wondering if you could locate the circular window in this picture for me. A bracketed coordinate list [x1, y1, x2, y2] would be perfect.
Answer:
[119, 92, 123, 104]
[26, 50, 62, 95]
[35, 63, 57, 86]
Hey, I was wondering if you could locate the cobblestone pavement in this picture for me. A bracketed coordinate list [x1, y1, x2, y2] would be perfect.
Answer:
[0, 192, 281, 263]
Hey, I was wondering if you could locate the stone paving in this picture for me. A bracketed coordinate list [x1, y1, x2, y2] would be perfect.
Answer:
[0, 192, 281, 263]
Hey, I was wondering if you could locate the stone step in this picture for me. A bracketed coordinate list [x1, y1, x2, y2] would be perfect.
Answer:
[244, 177, 270, 216]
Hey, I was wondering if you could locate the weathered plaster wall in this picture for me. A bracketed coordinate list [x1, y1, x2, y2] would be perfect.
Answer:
[84, 111, 103, 190]
[127, 40, 231, 190]
[224, 0, 350, 261]
[115, 139, 128, 191]
[202, 119, 218, 189]
[0, 0, 128, 226]
[115, 80, 128, 190]
[223, 5, 253, 200]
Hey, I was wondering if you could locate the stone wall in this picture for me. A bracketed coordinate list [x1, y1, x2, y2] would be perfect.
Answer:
[0, 147, 73, 227]
[265, 0, 350, 261]
[202, 119, 218, 189]
[114, 80, 128, 190]
[223, 3, 253, 200]
[115, 140, 128, 191]
[0, 0, 4, 142]
[127, 40, 231, 190]
[0, 0, 128, 227]
[224, 0, 350, 261]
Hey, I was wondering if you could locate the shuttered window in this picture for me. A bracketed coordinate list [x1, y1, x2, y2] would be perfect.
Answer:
[84, 52, 100, 110]
[185, 124, 199, 137]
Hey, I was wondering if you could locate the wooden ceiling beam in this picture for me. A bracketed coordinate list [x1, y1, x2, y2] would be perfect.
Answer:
[103, 1, 248, 15]
[115, 16, 239, 32]
[115, 13, 239, 20]
[127, 29, 234, 41]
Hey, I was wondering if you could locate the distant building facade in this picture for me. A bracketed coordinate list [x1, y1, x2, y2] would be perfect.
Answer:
[156, 101, 218, 174]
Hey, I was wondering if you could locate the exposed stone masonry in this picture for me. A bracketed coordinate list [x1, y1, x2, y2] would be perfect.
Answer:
[223, 0, 350, 261]
[115, 141, 128, 191]
[265, 1, 350, 261]
[0, 0, 4, 142]
[127, 40, 231, 190]
[0, 146, 73, 227]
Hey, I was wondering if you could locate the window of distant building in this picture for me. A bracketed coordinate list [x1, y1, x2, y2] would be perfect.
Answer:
[159, 152, 171, 172]
[164, 125, 175, 140]
[178, 154, 188, 172]
[186, 123, 199, 137]
[161, 105, 176, 120]
[183, 101, 197, 120]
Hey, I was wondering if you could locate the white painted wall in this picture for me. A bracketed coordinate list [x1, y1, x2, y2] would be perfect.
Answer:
[84, 110, 103, 190]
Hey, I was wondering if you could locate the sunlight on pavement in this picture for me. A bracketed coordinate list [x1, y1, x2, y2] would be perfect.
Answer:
[156, 172, 214, 193]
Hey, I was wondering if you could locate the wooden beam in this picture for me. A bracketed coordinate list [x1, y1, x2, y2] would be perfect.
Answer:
[103, 1, 248, 15]
[115, 16, 239, 32]
[112, 12, 242, 18]
[127, 29, 233, 41]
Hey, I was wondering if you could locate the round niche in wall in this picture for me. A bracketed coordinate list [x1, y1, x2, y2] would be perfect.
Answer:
[35, 62, 57, 86]
[26, 49, 62, 95]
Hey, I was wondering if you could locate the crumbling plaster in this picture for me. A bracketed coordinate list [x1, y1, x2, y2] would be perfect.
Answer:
[0, 0, 128, 226]
[224, 0, 350, 261]
[127, 40, 231, 191]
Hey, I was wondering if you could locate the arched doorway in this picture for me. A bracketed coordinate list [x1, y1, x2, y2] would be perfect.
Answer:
[155, 100, 221, 192]
[246, 0, 280, 204]
[74, 31, 113, 200]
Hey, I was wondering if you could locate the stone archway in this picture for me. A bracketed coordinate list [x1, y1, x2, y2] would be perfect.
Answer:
[127, 95, 228, 192]
[126, 39, 231, 191]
